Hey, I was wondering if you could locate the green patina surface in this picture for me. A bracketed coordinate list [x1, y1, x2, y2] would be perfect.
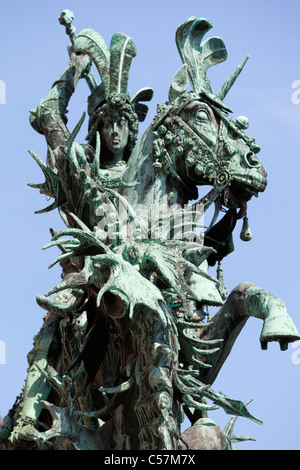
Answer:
[1, 11, 299, 451]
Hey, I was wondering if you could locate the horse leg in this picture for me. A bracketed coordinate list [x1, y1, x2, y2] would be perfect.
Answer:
[198, 282, 300, 385]
[7, 312, 59, 448]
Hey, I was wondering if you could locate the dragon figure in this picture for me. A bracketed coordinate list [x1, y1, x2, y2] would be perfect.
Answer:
[1, 11, 299, 451]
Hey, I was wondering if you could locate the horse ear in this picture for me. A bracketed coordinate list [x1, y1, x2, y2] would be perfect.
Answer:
[131, 87, 154, 122]
[131, 87, 153, 103]
[168, 64, 189, 102]
[134, 103, 149, 122]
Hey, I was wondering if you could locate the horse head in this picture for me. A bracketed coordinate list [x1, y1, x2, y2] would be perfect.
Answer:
[123, 17, 267, 264]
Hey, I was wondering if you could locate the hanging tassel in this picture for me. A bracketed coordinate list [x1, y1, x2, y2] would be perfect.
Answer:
[240, 215, 252, 241]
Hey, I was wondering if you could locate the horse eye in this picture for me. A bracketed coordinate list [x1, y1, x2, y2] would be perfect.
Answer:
[244, 152, 260, 168]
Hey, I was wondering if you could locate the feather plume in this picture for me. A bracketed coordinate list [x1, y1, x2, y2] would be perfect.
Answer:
[73, 29, 110, 98]
[175, 18, 227, 93]
[176, 17, 213, 92]
[109, 33, 136, 96]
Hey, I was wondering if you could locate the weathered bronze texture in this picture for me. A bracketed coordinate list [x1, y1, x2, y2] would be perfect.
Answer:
[1, 12, 299, 451]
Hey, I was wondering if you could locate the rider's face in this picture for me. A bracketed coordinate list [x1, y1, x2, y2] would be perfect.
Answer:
[100, 115, 129, 155]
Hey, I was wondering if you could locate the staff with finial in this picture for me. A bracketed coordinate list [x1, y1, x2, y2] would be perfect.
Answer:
[58, 9, 97, 92]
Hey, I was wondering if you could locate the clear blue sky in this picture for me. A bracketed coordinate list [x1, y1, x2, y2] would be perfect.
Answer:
[0, 0, 299, 450]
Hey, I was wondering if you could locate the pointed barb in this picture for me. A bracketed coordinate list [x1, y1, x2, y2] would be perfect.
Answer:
[183, 329, 223, 346]
[192, 346, 220, 355]
[34, 200, 59, 214]
[43, 238, 80, 251]
[216, 55, 249, 101]
[44, 276, 86, 297]
[48, 251, 76, 270]
[98, 377, 134, 394]
[192, 356, 212, 368]
[28, 149, 47, 171]
[176, 318, 215, 329]
[182, 394, 219, 411]
[28, 182, 44, 190]
[59, 208, 92, 233]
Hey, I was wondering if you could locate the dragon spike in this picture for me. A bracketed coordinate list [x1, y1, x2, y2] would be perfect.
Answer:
[50, 227, 110, 255]
[109, 33, 137, 97]
[174, 372, 210, 395]
[192, 356, 212, 368]
[216, 55, 249, 101]
[192, 346, 220, 355]
[28, 149, 63, 214]
[60, 207, 91, 232]
[183, 331, 223, 346]
[36, 294, 82, 317]
[182, 394, 219, 411]
[43, 254, 93, 296]
[28, 149, 47, 172]
[34, 200, 60, 215]
[47, 250, 77, 270]
[44, 279, 78, 297]
[28, 150, 58, 189]
[43, 238, 80, 251]
[98, 377, 134, 395]
[176, 318, 215, 329]
[27, 182, 43, 190]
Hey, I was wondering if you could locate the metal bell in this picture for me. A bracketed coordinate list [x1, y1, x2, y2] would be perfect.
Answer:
[240, 215, 252, 241]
